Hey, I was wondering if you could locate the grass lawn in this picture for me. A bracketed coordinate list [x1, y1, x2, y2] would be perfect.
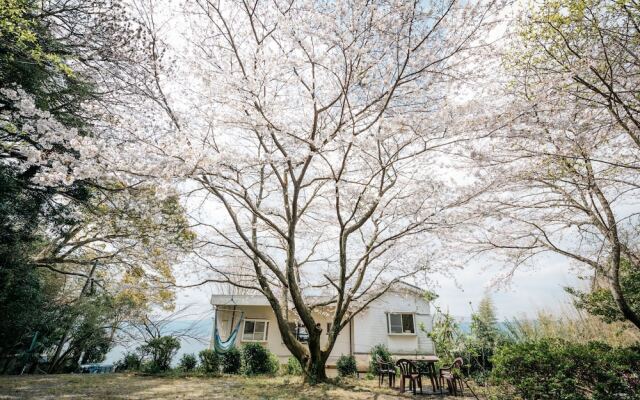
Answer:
[0, 373, 477, 399]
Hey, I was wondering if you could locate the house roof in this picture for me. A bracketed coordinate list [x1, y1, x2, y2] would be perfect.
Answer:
[210, 294, 271, 307]
[210, 281, 427, 307]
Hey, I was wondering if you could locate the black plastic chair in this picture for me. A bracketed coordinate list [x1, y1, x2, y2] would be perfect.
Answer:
[375, 355, 396, 388]
[439, 357, 464, 396]
[396, 359, 422, 395]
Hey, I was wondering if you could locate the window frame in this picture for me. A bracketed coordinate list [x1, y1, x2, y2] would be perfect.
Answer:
[386, 312, 416, 335]
[242, 319, 269, 342]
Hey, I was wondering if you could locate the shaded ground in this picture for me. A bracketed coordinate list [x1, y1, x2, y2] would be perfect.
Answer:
[0, 374, 476, 399]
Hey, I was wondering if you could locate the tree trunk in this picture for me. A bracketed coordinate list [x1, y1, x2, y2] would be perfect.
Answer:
[305, 355, 328, 383]
[48, 262, 97, 372]
[608, 269, 640, 330]
[302, 327, 329, 383]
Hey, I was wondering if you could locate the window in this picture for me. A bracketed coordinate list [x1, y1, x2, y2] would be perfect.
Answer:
[387, 313, 415, 334]
[242, 320, 268, 341]
[288, 322, 309, 343]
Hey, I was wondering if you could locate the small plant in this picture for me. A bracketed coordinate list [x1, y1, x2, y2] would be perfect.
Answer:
[368, 344, 392, 375]
[139, 336, 181, 372]
[269, 352, 280, 375]
[221, 347, 242, 374]
[285, 356, 303, 375]
[336, 354, 357, 377]
[241, 342, 278, 375]
[178, 353, 197, 372]
[115, 351, 142, 372]
[198, 349, 220, 374]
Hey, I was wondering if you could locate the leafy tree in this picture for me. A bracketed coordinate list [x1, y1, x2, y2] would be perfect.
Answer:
[424, 306, 464, 365]
[567, 259, 640, 325]
[467, 296, 502, 378]
[471, 296, 500, 349]
[139, 336, 180, 372]
[0, 0, 194, 375]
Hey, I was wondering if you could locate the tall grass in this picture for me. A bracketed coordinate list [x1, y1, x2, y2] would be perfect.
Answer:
[503, 306, 640, 346]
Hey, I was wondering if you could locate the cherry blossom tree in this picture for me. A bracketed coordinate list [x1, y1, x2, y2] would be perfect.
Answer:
[465, 0, 640, 329]
[122, 0, 501, 381]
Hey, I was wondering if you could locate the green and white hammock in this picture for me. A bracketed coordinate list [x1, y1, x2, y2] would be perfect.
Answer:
[212, 306, 244, 354]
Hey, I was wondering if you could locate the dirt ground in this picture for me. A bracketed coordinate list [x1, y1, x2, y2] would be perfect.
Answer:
[0, 374, 477, 399]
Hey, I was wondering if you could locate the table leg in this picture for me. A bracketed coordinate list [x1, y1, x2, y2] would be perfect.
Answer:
[431, 363, 440, 392]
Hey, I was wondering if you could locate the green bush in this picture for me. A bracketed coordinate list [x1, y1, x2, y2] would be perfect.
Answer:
[139, 336, 181, 372]
[269, 352, 280, 375]
[241, 342, 278, 375]
[336, 354, 357, 377]
[115, 351, 142, 372]
[178, 353, 197, 372]
[491, 338, 640, 400]
[368, 344, 392, 375]
[198, 349, 220, 374]
[285, 356, 303, 375]
[221, 347, 242, 374]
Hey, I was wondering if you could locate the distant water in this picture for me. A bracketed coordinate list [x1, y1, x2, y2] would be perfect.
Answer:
[104, 319, 212, 366]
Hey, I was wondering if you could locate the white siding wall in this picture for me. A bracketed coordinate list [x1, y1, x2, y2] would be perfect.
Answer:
[352, 291, 434, 357]
[217, 305, 351, 364]
[212, 288, 434, 367]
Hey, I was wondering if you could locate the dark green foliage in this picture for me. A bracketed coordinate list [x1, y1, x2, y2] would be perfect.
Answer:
[466, 296, 503, 378]
[567, 260, 640, 324]
[285, 356, 302, 375]
[115, 352, 142, 372]
[240, 343, 278, 375]
[368, 344, 392, 375]
[178, 353, 197, 372]
[139, 336, 180, 372]
[336, 354, 357, 377]
[491, 338, 640, 400]
[198, 349, 220, 374]
[221, 347, 241, 374]
[0, 0, 101, 374]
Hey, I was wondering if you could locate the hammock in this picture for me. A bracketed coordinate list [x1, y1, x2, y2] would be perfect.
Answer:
[212, 306, 244, 354]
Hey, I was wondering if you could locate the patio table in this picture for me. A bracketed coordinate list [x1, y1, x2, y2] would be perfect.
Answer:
[397, 355, 441, 395]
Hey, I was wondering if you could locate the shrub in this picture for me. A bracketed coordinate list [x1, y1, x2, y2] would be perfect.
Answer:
[198, 349, 220, 374]
[141, 360, 161, 374]
[139, 336, 181, 372]
[221, 347, 242, 374]
[368, 344, 392, 375]
[178, 353, 197, 372]
[285, 356, 303, 375]
[115, 351, 142, 372]
[269, 352, 280, 374]
[491, 338, 640, 400]
[336, 354, 357, 377]
[241, 342, 278, 375]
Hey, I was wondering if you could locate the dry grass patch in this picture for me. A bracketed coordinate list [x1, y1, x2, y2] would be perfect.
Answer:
[0, 373, 475, 399]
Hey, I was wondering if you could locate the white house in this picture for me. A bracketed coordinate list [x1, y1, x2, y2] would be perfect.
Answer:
[210, 282, 435, 370]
